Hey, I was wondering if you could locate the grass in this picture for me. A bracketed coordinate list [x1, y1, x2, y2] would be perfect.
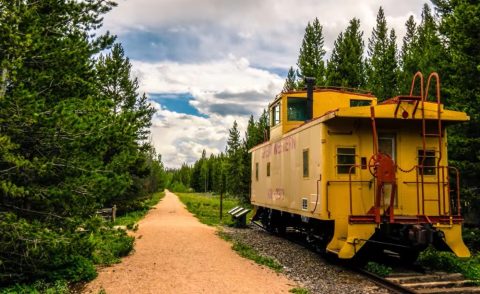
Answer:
[217, 230, 284, 272]
[289, 287, 310, 294]
[114, 191, 165, 230]
[176, 192, 251, 226]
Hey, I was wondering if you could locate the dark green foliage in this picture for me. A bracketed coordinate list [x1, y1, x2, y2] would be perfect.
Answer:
[399, 4, 446, 94]
[226, 121, 249, 200]
[326, 18, 365, 88]
[1, 279, 69, 294]
[0, 0, 165, 289]
[296, 18, 326, 87]
[366, 7, 399, 100]
[283, 67, 297, 92]
[430, 0, 480, 222]
[364, 261, 392, 277]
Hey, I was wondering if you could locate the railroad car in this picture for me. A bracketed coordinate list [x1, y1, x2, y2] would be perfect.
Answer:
[250, 72, 470, 262]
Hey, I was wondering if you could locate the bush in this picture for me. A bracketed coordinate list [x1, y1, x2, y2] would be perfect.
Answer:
[1, 279, 69, 294]
[364, 261, 392, 277]
[0, 213, 135, 289]
[418, 247, 480, 281]
[91, 228, 135, 265]
[169, 181, 190, 193]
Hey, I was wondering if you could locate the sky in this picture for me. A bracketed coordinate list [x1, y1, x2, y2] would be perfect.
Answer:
[101, 0, 428, 168]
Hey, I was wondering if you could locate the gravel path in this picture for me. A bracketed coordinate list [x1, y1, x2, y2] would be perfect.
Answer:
[83, 190, 295, 294]
[223, 226, 390, 294]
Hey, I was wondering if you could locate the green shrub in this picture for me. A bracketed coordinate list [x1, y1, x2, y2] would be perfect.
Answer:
[1, 279, 69, 294]
[91, 228, 135, 265]
[418, 247, 480, 281]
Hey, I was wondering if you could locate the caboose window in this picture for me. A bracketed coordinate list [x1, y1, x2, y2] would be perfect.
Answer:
[267, 162, 271, 177]
[350, 99, 371, 107]
[418, 150, 436, 175]
[303, 149, 309, 177]
[271, 103, 281, 126]
[287, 97, 308, 121]
[337, 147, 356, 174]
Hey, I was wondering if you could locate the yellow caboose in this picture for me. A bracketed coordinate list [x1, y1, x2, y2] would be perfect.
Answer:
[250, 73, 470, 262]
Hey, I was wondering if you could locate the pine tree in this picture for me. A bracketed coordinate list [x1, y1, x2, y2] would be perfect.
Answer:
[326, 18, 365, 88]
[399, 15, 418, 94]
[432, 0, 480, 220]
[367, 7, 399, 100]
[283, 66, 297, 92]
[296, 18, 326, 87]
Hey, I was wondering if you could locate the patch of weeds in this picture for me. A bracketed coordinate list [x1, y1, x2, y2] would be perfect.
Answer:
[231, 241, 283, 272]
[217, 230, 233, 242]
[418, 247, 480, 281]
[289, 287, 310, 294]
[91, 228, 134, 265]
[364, 261, 392, 277]
[217, 229, 283, 272]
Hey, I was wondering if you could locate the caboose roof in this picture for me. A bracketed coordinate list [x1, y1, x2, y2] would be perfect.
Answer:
[318, 101, 470, 123]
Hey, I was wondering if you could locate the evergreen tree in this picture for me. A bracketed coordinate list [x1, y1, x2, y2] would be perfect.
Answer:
[399, 15, 418, 94]
[432, 0, 480, 221]
[367, 7, 399, 100]
[226, 121, 247, 198]
[297, 18, 326, 87]
[0, 0, 124, 285]
[283, 66, 297, 92]
[326, 18, 365, 88]
[399, 4, 446, 93]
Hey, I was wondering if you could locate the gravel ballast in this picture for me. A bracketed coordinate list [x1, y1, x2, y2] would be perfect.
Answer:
[222, 226, 390, 294]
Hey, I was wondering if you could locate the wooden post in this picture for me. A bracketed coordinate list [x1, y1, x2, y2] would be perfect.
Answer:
[220, 191, 223, 221]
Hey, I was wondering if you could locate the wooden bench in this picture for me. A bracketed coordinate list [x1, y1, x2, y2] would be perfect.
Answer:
[227, 206, 250, 228]
[96, 205, 117, 222]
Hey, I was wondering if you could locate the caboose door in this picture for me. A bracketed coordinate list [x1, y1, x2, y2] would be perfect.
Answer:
[378, 133, 397, 208]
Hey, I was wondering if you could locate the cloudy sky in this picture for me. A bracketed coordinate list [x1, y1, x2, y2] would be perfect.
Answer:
[102, 0, 428, 168]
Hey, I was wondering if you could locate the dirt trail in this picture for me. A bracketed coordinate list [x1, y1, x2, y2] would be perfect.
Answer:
[84, 190, 295, 294]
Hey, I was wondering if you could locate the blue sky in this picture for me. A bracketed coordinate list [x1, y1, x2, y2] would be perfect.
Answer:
[102, 0, 427, 167]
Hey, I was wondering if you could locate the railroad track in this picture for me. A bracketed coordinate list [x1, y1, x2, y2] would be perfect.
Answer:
[249, 222, 480, 294]
[383, 271, 480, 294]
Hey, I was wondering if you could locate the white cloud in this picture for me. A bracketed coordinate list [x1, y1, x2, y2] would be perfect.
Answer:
[138, 57, 283, 167]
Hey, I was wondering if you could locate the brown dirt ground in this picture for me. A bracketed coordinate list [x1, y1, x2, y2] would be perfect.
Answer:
[84, 190, 296, 294]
